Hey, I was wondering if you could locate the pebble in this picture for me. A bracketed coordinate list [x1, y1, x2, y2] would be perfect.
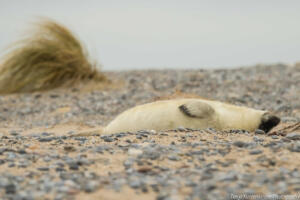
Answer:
[18, 149, 27, 154]
[0, 65, 299, 199]
[102, 136, 114, 142]
[168, 155, 180, 161]
[286, 133, 300, 140]
[129, 179, 141, 189]
[218, 171, 238, 182]
[271, 135, 279, 139]
[39, 137, 54, 142]
[128, 148, 143, 156]
[5, 183, 16, 194]
[84, 181, 99, 193]
[42, 132, 52, 136]
[249, 149, 263, 155]
[253, 136, 264, 142]
[233, 141, 248, 148]
[38, 167, 49, 171]
[288, 142, 300, 152]
[10, 131, 19, 136]
[68, 162, 79, 170]
[255, 129, 266, 135]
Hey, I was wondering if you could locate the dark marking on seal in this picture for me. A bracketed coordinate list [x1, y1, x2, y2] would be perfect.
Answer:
[259, 113, 280, 133]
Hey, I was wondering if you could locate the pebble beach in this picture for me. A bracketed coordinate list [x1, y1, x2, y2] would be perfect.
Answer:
[0, 63, 300, 200]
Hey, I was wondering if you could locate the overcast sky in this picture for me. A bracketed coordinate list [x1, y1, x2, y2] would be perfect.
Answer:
[0, 0, 300, 70]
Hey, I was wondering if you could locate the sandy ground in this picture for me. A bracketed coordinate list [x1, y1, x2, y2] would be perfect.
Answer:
[0, 64, 300, 200]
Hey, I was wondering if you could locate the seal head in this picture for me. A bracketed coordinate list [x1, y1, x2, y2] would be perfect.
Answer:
[258, 112, 280, 133]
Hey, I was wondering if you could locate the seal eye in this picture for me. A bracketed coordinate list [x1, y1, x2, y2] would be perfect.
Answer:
[258, 113, 280, 133]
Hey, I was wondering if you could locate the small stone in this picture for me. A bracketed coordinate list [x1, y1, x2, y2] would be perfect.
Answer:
[286, 133, 300, 140]
[103, 137, 114, 142]
[137, 166, 152, 173]
[57, 186, 70, 193]
[6, 152, 16, 159]
[177, 126, 186, 132]
[288, 142, 300, 152]
[74, 137, 87, 142]
[253, 136, 264, 142]
[56, 167, 65, 172]
[128, 148, 143, 156]
[8, 163, 15, 168]
[43, 156, 51, 162]
[10, 131, 19, 136]
[123, 159, 134, 169]
[249, 149, 263, 155]
[136, 135, 143, 139]
[18, 149, 27, 154]
[39, 137, 53, 142]
[18, 161, 28, 168]
[168, 155, 180, 161]
[124, 139, 131, 143]
[233, 141, 248, 148]
[68, 162, 79, 170]
[218, 171, 238, 181]
[129, 180, 141, 189]
[5, 184, 16, 194]
[67, 131, 75, 135]
[255, 129, 266, 135]
[156, 193, 169, 200]
[38, 167, 49, 171]
[272, 135, 279, 139]
[42, 132, 52, 136]
[64, 146, 76, 152]
[84, 181, 99, 193]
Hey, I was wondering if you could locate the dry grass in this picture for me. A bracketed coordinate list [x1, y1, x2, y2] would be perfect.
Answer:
[0, 19, 107, 93]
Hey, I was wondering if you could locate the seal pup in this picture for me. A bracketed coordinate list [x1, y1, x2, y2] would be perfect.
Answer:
[104, 98, 280, 134]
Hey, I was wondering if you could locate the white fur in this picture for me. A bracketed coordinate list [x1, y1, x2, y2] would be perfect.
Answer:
[104, 98, 266, 134]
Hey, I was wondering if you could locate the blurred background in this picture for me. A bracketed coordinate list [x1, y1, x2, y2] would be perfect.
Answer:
[0, 0, 299, 71]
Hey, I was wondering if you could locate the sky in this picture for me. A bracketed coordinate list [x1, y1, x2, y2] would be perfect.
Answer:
[0, 0, 300, 71]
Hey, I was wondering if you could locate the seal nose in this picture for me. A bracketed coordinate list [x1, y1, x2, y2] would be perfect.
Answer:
[258, 113, 280, 133]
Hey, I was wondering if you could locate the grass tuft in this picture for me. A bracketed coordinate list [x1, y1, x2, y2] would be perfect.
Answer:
[0, 19, 107, 93]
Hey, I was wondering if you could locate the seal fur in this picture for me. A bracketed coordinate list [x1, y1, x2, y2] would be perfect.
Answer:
[103, 98, 280, 134]
[74, 98, 280, 137]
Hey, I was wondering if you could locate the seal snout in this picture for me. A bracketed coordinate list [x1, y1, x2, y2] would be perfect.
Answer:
[259, 113, 280, 133]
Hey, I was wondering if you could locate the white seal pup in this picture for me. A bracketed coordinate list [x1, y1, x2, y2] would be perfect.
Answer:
[103, 98, 280, 134]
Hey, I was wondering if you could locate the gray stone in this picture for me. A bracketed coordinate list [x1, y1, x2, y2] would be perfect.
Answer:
[168, 155, 180, 161]
[253, 136, 264, 142]
[255, 129, 265, 135]
[233, 141, 248, 148]
[38, 167, 49, 171]
[5, 183, 16, 194]
[271, 135, 279, 139]
[288, 142, 300, 152]
[129, 179, 141, 189]
[286, 133, 300, 140]
[38, 137, 54, 142]
[249, 149, 263, 155]
[218, 171, 238, 182]
[84, 181, 99, 193]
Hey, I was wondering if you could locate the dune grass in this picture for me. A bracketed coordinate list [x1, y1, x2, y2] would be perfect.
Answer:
[0, 19, 107, 93]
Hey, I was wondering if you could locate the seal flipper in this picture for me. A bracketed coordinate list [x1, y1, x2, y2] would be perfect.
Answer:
[179, 101, 215, 118]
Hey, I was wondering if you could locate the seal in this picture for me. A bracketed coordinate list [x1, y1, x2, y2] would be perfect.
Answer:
[103, 98, 280, 134]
